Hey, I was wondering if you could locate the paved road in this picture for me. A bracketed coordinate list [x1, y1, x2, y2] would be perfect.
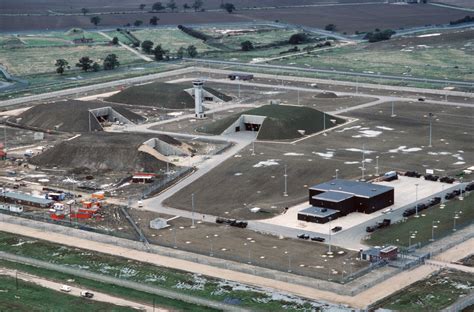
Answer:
[185, 58, 474, 87]
[0, 267, 158, 311]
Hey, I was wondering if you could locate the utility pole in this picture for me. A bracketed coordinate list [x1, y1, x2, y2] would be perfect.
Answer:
[251, 141, 255, 156]
[283, 164, 288, 197]
[428, 112, 433, 147]
[361, 144, 366, 181]
[391, 101, 395, 117]
[191, 193, 195, 228]
[375, 156, 379, 176]
[415, 183, 419, 217]
[328, 217, 332, 255]
[297, 89, 300, 105]
[323, 112, 326, 131]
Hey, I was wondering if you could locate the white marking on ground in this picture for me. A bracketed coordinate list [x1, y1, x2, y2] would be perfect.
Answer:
[376, 126, 394, 131]
[253, 159, 280, 168]
[345, 148, 375, 154]
[284, 152, 304, 156]
[389, 146, 422, 153]
[312, 151, 334, 159]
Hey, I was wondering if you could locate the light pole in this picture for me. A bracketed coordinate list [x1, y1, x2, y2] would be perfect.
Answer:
[283, 164, 288, 197]
[415, 183, 419, 217]
[391, 101, 395, 117]
[297, 89, 300, 105]
[251, 141, 256, 156]
[173, 227, 177, 248]
[206, 235, 214, 256]
[430, 220, 440, 241]
[459, 177, 464, 200]
[428, 112, 433, 147]
[453, 212, 461, 231]
[409, 230, 417, 247]
[244, 242, 251, 264]
[335, 169, 339, 179]
[328, 217, 332, 255]
[284, 251, 291, 273]
[375, 156, 379, 176]
[323, 112, 326, 130]
[191, 193, 196, 228]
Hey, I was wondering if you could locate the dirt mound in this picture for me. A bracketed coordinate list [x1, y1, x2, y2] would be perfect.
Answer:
[198, 104, 345, 140]
[30, 133, 182, 173]
[204, 87, 233, 102]
[107, 82, 233, 108]
[12, 100, 144, 133]
[107, 82, 195, 109]
[314, 92, 338, 99]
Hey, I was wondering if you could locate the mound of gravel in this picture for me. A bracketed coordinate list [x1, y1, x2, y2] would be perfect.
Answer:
[30, 133, 181, 173]
[12, 100, 144, 133]
[106, 82, 233, 108]
[314, 92, 338, 99]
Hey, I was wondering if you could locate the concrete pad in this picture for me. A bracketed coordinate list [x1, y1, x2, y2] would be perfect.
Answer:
[259, 176, 458, 235]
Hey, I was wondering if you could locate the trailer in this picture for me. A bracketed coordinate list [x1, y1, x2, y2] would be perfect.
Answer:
[228, 73, 254, 81]
[0, 204, 23, 213]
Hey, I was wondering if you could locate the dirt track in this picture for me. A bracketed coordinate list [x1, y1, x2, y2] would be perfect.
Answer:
[0, 220, 472, 309]
[0, 268, 159, 311]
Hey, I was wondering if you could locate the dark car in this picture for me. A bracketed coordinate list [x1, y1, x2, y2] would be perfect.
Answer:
[297, 234, 309, 240]
[311, 236, 325, 242]
[331, 226, 342, 232]
[418, 98, 425, 102]
[403, 208, 416, 217]
[366, 226, 375, 233]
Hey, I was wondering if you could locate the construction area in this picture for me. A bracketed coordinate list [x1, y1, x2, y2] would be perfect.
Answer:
[0, 66, 472, 311]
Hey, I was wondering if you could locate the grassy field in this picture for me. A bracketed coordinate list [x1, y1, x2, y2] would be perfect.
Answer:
[0, 231, 332, 311]
[0, 44, 144, 76]
[200, 26, 302, 50]
[366, 192, 473, 247]
[0, 259, 213, 312]
[0, 274, 135, 311]
[376, 269, 474, 310]
[271, 29, 474, 82]
[132, 28, 215, 53]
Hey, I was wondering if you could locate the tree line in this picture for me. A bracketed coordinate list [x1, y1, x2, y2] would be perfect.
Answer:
[55, 54, 120, 75]
[140, 40, 198, 60]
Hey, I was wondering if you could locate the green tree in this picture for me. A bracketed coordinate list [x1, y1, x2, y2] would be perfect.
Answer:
[152, 2, 165, 11]
[153, 45, 168, 61]
[149, 16, 160, 25]
[111, 37, 119, 45]
[222, 3, 236, 13]
[183, 3, 190, 11]
[325, 24, 336, 31]
[167, 0, 178, 12]
[241, 40, 253, 51]
[103, 54, 120, 70]
[55, 59, 69, 75]
[141, 40, 154, 54]
[90, 16, 101, 26]
[192, 0, 203, 11]
[176, 47, 186, 58]
[76, 56, 93, 72]
[134, 20, 143, 27]
[139, 4, 146, 10]
[81, 8, 89, 15]
[288, 33, 308, 44]
[92, 62, 101, 72]
[187, 45, 198, 57]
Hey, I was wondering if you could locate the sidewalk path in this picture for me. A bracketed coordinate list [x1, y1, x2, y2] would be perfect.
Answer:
[98, 31, 153, 62]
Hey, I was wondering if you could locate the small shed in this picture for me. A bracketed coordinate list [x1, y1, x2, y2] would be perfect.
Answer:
[132, 173, 155, 184]
[150, 218, 169, 230]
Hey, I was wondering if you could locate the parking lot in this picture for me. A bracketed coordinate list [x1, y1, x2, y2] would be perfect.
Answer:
[258, 176, 460, 236]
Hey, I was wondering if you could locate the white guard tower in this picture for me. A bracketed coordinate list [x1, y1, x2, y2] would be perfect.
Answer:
[193, 80, 205, 118]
